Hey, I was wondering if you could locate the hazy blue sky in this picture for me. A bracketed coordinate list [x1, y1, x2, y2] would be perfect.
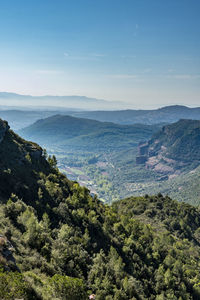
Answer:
[0, 0, 199, 108]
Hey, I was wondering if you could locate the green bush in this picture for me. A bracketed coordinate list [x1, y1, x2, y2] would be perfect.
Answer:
[42, 274, 87, 300]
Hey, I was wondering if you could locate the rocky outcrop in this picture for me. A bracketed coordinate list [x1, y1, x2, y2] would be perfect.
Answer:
[136, 155, 148, 164]
[0, 235, 19, 272]
[136, 142, 149, 164]
[138, 142, 149, 156]
[0, 119, 10, 143]
[136, 119, 200, 180]
[136, 140, 178, 178]
[28, 144, 43, 159]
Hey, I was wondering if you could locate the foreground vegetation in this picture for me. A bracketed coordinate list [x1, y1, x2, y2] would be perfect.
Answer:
[2, 191, 200, 299]
[1, 119, 200, 299]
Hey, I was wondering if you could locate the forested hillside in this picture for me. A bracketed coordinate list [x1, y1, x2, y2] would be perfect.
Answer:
[19, 114, 160, 151]
[1, 118, 200, 299]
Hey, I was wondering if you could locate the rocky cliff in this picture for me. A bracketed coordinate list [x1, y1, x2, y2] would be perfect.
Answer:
[136, 119, 200, 178]
[0, 119, 9, 143]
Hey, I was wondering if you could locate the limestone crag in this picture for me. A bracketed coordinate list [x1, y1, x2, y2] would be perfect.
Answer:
[136, 119, 200, 180]
[136, 142, 149, 164]
[0, 119, 10, 143]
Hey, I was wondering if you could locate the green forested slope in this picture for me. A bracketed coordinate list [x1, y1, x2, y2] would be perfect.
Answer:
[1, 119, 200, 299]
[19, 114, 161, 151]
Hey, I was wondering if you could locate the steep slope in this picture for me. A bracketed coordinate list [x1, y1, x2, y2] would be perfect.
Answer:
[137, 119, 200, 176]
[0, 119, 59, 208]
[113, 194, 200, 244]
[1, 119, 200, 299]
[19, 114, 160, 151]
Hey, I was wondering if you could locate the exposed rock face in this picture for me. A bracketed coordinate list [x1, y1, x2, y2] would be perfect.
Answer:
[136, 119, 200, 180]
[136, 142, 148, 164]
[0, 235, 19, 272]
[28, 144, 43, 159]
[136, 155, 148, 164]
[136, 140, 179, 178]
[0, 119, 10, 143]
[138, 142, 149, 156]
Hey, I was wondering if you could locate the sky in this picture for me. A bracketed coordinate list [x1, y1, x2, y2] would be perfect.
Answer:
[0, 0, 199, 109]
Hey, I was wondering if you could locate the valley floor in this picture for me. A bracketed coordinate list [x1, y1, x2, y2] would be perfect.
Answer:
[50, 147, 200, 206]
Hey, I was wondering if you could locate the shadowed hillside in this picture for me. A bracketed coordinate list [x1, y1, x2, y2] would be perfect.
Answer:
[19, 114, 161, 151]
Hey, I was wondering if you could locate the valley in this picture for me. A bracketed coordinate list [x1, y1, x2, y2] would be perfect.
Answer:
[1, 105, 200, 205]
[18, 114, 161, 203]
[17, 113, 200, 205]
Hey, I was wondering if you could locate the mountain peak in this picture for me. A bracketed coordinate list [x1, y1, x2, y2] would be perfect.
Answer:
[158, 105, 189, 112]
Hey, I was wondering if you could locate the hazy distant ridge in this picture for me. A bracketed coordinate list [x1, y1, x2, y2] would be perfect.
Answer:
[74, 105, 200, 124]
[0, 92, 125, 110]
[1, 98, 200, 130]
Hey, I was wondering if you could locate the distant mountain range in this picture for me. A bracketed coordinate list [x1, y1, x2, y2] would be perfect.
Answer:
[1, 103, 200, 130]
[73, 105, 200, 124]
[1, 92, 200, 121]
[0, 92, 126, 110]
[0, 109, 76, 130]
